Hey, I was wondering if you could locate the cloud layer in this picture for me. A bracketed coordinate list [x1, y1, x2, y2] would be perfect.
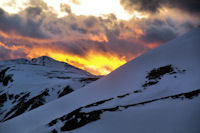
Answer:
[120, 0, 200, 15]
[0, 0, 199, 75]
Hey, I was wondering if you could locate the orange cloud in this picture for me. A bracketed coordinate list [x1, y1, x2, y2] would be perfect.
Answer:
[146, 43, 160, 49]
[89, 33, 108, 43]
[27, 48, 127, 75]
[0, 10, 158, 76]
[0, 41, 27, 51]
[0, 36, 127, 75]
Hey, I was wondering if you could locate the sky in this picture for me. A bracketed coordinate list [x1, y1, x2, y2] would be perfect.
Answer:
[0, 0, 199, 75]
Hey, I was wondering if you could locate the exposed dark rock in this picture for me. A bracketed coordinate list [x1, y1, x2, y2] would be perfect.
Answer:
[48, 98, 115, 129]
[142, 65, 186, 88]
[102, 106, 119, 112]
[17, 93, 30, 103]
[8, 94, 14, 100]
[30, 99, 44, 110]
[15, 94, 20, 99]
[133, 90, 142, 93]
[142, 81, 159, 88]
[0, 67, 13, 86]
[171, 89, 200, 99]
[79, 77, 99, 83]
[117, 93, 130, 98]
[60, 110, 102, 131]
[3, 89, 49, 122]
[146, 65, 174, 80]
[3, 74, 13, 86]
[85, 98, 114, 108]
[48, 88, 200, 131]
[0, 93, 7, 107]
[29, 89, 49, 111]
[58, 86, 73, 98]
[3, 92, 30, 121]
[51, 129, 57, 133]
[48, 119, 58, 127]
[124, 89, 200, 108]
[0, 67, 10, 81]
[48, 76, 71, 79]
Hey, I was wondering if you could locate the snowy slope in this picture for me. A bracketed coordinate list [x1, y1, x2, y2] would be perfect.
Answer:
[0, 27, 200, 133]
[0, 56, 99, 122]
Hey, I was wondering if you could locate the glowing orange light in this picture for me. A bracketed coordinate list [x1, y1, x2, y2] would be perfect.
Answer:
[0, 41, 27, 51]
[147, 43, 160, 49]
[89, 33, 108, 43]
[1, 38, 126, 75]
[31, 49, 127, 75]
[0, 28, 147, 75]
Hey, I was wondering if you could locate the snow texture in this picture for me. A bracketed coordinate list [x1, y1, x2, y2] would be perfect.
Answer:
[0, 56, 99, 122]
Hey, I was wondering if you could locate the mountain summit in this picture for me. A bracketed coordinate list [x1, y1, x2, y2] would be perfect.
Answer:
[0, 28, 200, 133]
[0, 56, 99, 122]
[30, 56, 74, 69]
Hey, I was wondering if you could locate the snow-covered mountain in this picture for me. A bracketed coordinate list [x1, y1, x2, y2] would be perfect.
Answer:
[0, 56, 99, 122]
[0, 27, 200, 133]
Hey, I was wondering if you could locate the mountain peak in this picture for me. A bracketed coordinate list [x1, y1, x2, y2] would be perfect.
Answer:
[31, 56, 58, 66]
[29, 56, 82, 72]
[35, 56, 53, 60]
[37, 56, 59, 61]
[0, 55, 93, 76]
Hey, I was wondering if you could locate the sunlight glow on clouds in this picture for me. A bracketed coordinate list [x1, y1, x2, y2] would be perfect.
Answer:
[0, 0, 143, 20]
[0, 0, 28, 14]
[0, 0, 199, 75]
[64, 0, 133, 20]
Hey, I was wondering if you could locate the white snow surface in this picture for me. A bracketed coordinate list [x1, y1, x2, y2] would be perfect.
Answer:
[0, 56, 98, 122]
[0, 27, 200, 133]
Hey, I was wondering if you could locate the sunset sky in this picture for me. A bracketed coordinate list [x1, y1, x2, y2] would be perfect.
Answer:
[0, 0, 199, 75]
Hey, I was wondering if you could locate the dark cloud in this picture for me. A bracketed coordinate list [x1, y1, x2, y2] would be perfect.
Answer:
[84, 16, 98, 28]
[107, 38, 147, 59]
[0, 46, 27, 60]
[152, 19, 165, 26]
[180, 22, 196, 31]
[120, 0, 162, 13]
[44, 21, 62, 35]
[120, 0, 200, 15]
[167, 0, 200, 15]
[105, 28, 120, 41]
[141, 26, 177, 43]
[11, 49, 27, 58]
[60, 4, 71, 14]
[26, 7, 42, 17]
[70, 23, 87, 34]
[0, 8, 48, 38]
[0, 47, 12, 60]
[52, 41, 87, 56]
[40, 11, 198, 57]
[139, 18, 197, 44]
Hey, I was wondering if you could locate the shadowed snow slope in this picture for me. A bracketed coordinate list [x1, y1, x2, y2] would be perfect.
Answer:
[0, 27, 200, 133]
[0, 56, 98, 122]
